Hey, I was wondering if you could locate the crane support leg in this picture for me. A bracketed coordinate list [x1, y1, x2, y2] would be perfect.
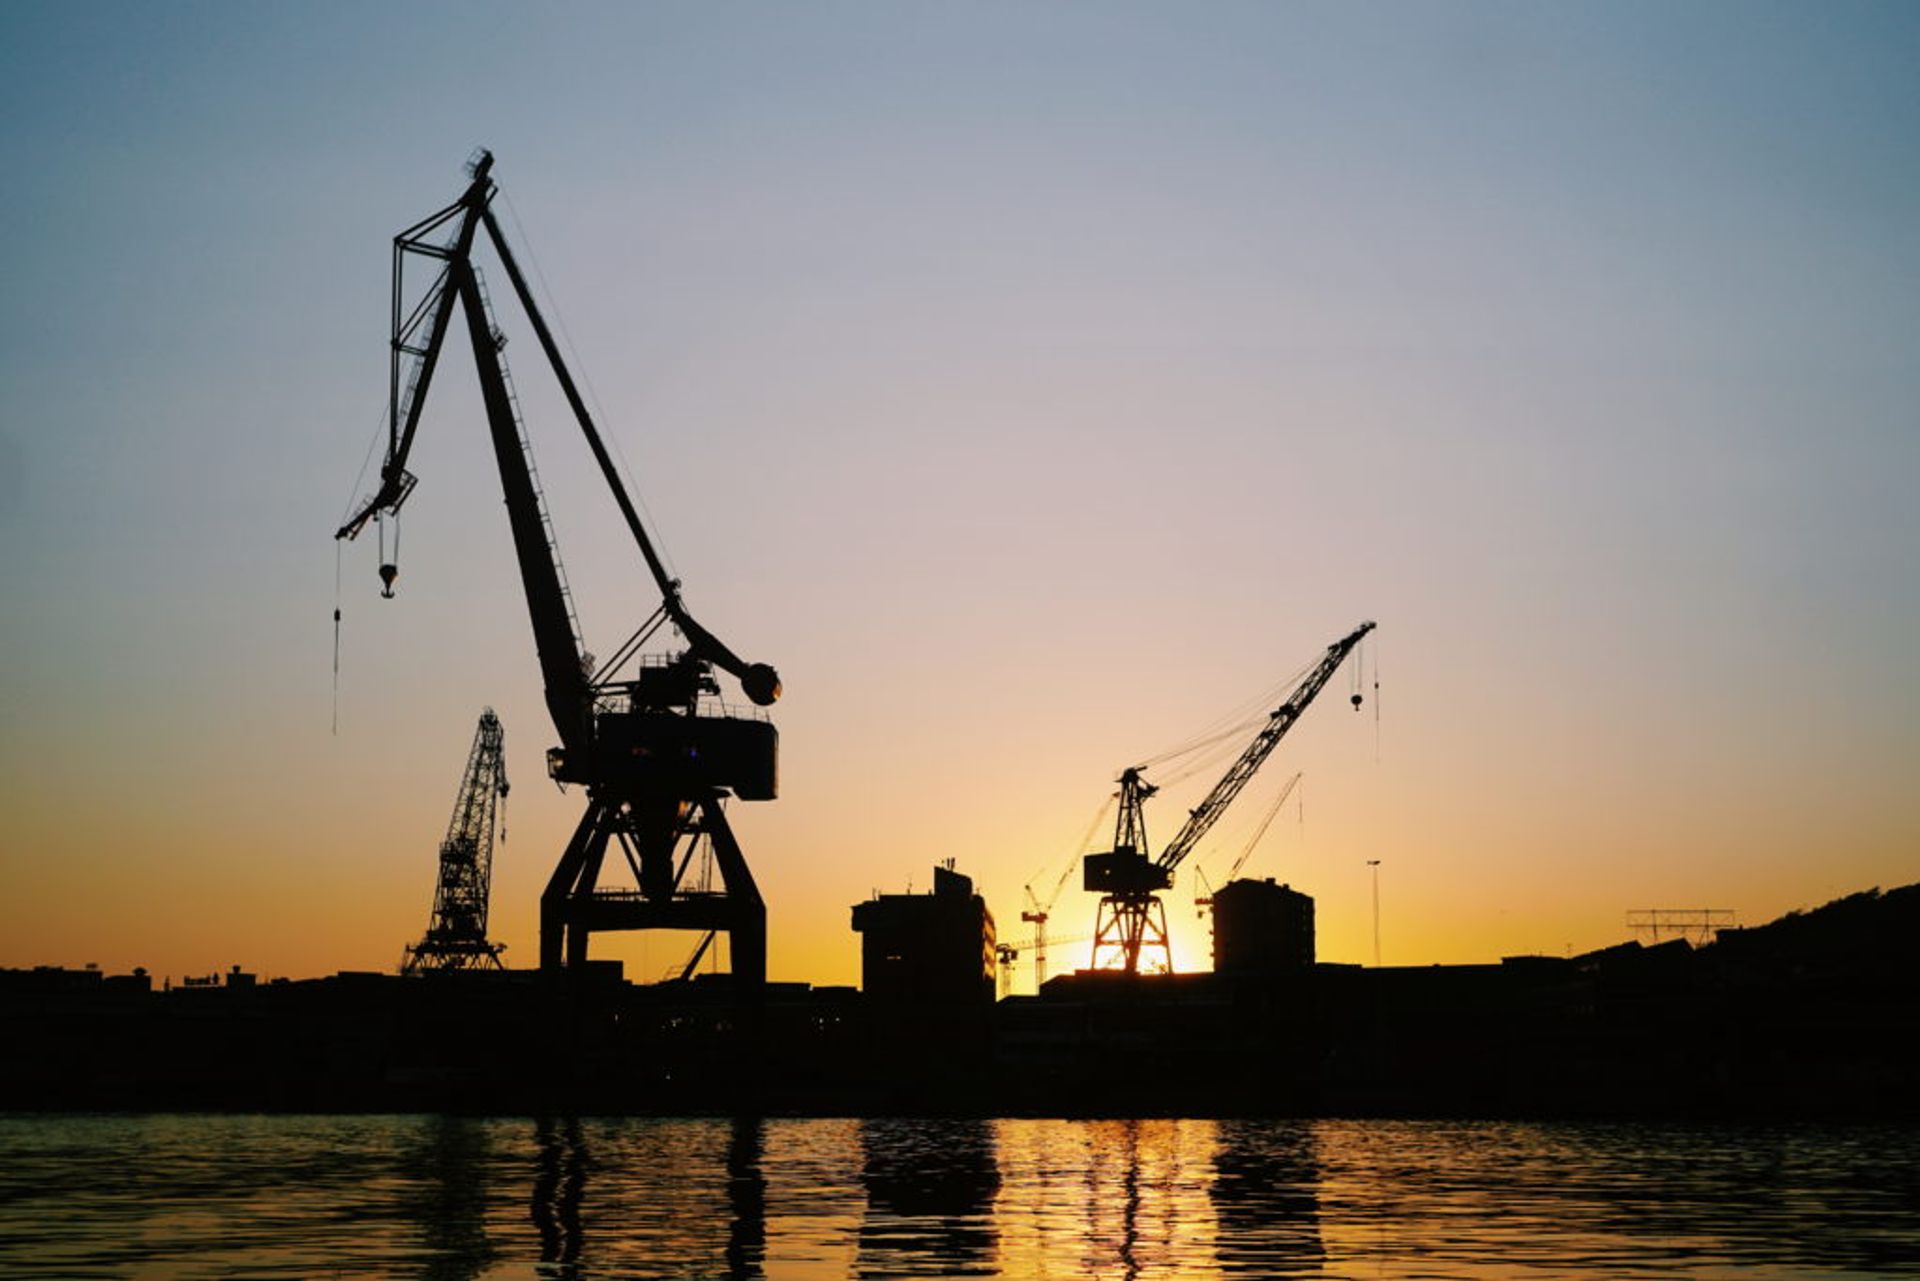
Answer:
[699, 796, 766, 989]
[566, 823, 613, 969]
[538, 791, 766, 989]
[541, 807, 604, 971]
[1092, 894, 1172, 975]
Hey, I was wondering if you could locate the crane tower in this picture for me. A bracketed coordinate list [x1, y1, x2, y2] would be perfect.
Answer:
[404, 709, 509, 973]
[338, 153, 782, 985]
[1085, 621, 1374, 974]
[1022, 794, 1115, 990]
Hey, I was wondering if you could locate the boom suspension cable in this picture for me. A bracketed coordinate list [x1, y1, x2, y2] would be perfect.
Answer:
[332, 542, 343, 735]
[499, 187, 679, 583]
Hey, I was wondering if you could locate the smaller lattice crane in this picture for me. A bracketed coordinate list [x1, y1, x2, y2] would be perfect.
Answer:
[1021, 794, 1116, 990]
[404, 709, 510, 973]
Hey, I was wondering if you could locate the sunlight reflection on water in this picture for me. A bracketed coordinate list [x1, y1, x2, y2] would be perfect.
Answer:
[0, 1114, 1915, 1278]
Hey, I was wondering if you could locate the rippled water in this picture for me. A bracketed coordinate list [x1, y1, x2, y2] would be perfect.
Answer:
[1, 1115, 1915, 1278]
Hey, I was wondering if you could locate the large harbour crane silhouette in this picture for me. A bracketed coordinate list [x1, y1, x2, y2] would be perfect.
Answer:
[1084, 621, 1373, 974]
[337, 152, 782, 984]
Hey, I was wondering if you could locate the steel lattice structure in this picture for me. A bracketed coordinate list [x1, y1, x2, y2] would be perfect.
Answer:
[404, 709, 509, 973]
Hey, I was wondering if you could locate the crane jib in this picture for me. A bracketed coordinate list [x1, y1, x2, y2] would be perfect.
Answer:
[1154, 620, 1373, 873]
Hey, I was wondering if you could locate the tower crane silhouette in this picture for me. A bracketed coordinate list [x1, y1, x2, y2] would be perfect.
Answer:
[403, 709, 510, 973]
[1084, 622, 1373, 975]
[1021, 794, 1115, 990]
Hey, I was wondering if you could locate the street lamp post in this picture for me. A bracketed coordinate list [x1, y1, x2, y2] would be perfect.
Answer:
[1367, 859, 1381, 967]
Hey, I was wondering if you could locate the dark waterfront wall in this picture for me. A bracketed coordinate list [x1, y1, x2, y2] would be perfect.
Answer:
[3, 884, 1914, 1118]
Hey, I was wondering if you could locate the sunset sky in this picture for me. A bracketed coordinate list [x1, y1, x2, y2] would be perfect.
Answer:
[2, 2, 1915, 991]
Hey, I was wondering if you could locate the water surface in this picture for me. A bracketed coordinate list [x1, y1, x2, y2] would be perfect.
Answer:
[1, 1115, 1914, 1278]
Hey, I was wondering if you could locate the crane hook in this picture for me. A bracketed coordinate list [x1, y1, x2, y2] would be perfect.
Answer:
[376, 511, 401, 598]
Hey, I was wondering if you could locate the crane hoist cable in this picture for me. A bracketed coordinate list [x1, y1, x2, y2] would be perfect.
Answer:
[332, 402, 392, 736]
[1136, 655, 1318, 771]
[499, 186, 678, 584]
[338, 404, 387, 531]
[1149, 668, 1317, 788]
[1150, 726, 1261, 791]
[1373, 647, 1382, 764]
[1025, 793, 1116, 912]
[331, 542, 343, 736]
[1217, 770, 1304, 886]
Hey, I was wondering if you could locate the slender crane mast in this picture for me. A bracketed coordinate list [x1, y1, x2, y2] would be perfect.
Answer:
[1084, 621, 1374, 974]
[404, 709, 510, 973]
[1022, 794, 1116, 990]
[338, 152, 783, 986]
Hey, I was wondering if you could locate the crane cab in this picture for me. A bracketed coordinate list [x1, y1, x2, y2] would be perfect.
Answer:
[1083, 847, 1172, 895]
[557, 709, 778, 801]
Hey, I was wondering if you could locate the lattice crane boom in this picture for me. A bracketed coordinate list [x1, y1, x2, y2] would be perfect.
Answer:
[1157, 623, 1372, 873]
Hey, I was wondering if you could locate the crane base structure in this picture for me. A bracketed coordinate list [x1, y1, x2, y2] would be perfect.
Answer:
[1090, 884, 1174, 976]
[537, 682, 777, 980]
[541, 789, 764, 980]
